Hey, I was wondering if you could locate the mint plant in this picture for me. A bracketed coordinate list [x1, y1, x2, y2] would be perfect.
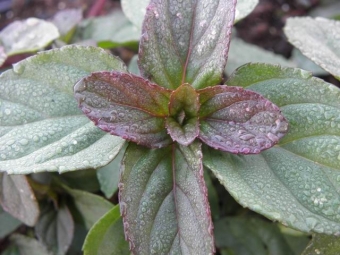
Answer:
[1, 0, 340, 254]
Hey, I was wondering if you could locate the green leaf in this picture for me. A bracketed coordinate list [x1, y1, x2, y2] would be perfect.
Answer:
[166, 84, 199, 145]
[121, 0, 149, 30]
[139, 0, 237, 89]
[204, 63, 340, 234]
[52, 9, 83, 43]
[198, 85, 288, 154]
[63, 185, 113, 229]
[302, 234, 340, 255]
[35, 204, 74, 255]
[59, 169, 100, 193]
[0, 18, 59, 56]
[120, 142, 214, 254]
[290, 48, 328, 76]
[0, 45, 126, 174]
[1, 245, 20, 255]
[226, 37, 295, 75]
[76, 10, 140, 49]
[83, 205, 129, 255]
[97, 143, 127, 198]
[284, 17, 340, 80]
[0, 173, 39, 226]
[128, 55, 140, 76]
[74, 71, 172, 148]
[215, 217, 307, 255]
[235, 0, 259, 23]
[9, 234, 53, 255]
[0, 206, 21, 239]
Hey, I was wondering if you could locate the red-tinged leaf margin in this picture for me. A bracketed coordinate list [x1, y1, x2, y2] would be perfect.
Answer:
[74, 71, 173, 148]
[166, 83, 200, 145]
[198, 85, 289, 154]
[138, 0, 237, 89]
[119, 142, 214, 254]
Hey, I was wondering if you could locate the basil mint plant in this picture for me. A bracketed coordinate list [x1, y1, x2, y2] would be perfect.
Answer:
[2, 0, 340, 254]
[74, 0, 288, 253]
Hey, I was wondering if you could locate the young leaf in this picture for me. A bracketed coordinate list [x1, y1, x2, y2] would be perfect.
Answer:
[139, 0, 237, 89]
[302, 234, 340, 255]
[35, 204, 74, 255]
[10, 234, 53, 255]
[204, 63, 340, 234]
[74, 71, 172, 148]
[0, 46, 126, 174]
[0, 18, 59, 56]
[119, 142, 214, 254]
[0, 173, 39, 226]
[83, 205, 129, 255]
[166, 83, 199, 145]
[284, 17, 340, 80]
[0, 207, 21, 239]
[198, 85, 288, 154]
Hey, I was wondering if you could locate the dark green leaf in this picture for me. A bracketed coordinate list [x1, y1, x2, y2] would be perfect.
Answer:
[166, 84, 199, 145]
[198, 85, 288, 154]
[290, 49, 328, 76]
[10, 234, 53, 255]
[120, 142, 214, 254]
[97, 143, 128, 198]
[204, 63, 340, 234]
[83, 205, 129, 255]
[75, 71, 172, 148]
[1, 245, 20, 255]
[215, 217, 308, 255]
[59, 169, 100, 193]
[203, 170, 220, 220]
[139, 0, 237, 89]
[63, 185, 113, 229]
[35, 204, 74, 255]
[128, 55, 141, 76]
[0, 46, 126, 174]
[0, 206, 21, 239]
[0, 173, 39, 226]
[302, 234, 340, 255]
[284, 17, 340, 80]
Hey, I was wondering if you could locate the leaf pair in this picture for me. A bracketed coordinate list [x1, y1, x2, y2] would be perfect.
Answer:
[74, 72, 288, 154]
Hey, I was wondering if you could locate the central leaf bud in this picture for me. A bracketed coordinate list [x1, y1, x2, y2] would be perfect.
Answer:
[166, 83, 200, 146]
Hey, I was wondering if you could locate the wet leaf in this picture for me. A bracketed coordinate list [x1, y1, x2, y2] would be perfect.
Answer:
[97, 143, 128, 198]
[0, 173, 39, 226]
[235, 0, 259, 23]
[10, 234, 53, 255]
[76, 10, 140, 49]
[63, 185, 113, 229]
[0, 206, 21, 238]
[121, 0, 149, 30]
[204, 63, 340, 234]
[139, 0, 237, 89]
[290, 49, 328, 76]
[120, 142, 214, 254]
[35, 204, 74, 255]
[0, 18, 59, 56]
[83, 205, 129, 255]
[226, 37, 295, 75]
[302, 234, 340, 255]
[75, 71, 172, 148]
[166, 84, 199, 145]
[284, 17, 340, 80]
[198, 85, 288, 154]
[215, 217, 308, 255]
[52, 9, 83, 43]
[0, 46, 126, 174]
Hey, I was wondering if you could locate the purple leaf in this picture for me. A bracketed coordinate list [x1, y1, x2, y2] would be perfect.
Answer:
[119, 142, 214, 254]
[139, 0, 237, 89]
[74, 71, 173, 148]
[166, 83, 199, 145]
[198, 85, 288, 154]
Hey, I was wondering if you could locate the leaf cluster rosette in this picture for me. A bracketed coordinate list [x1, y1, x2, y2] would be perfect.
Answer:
[74, 0, 288, 254]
